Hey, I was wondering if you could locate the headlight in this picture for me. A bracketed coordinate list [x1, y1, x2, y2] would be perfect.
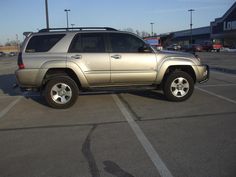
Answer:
[203, 69, 208, 77]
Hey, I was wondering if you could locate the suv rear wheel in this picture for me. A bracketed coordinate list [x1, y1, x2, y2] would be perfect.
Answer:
[163, 71, 194, 101]
[43, 76, 79, 109]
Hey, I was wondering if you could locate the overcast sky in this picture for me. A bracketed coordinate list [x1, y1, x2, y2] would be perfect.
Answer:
[0, 0, 235, 44]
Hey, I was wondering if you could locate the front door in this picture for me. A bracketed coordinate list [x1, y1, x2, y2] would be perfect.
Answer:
[109, 33, 157, 84]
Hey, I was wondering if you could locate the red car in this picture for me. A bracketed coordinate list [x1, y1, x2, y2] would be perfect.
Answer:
[202, 41, 222, 52]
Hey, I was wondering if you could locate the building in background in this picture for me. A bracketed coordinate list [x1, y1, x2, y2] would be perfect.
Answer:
[171, 26, 210, 46]
[158, 2, 236, 49]
[211, 2, 236, 48]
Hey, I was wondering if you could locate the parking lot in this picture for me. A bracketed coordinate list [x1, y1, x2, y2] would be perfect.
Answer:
[0, 52, 235, 177]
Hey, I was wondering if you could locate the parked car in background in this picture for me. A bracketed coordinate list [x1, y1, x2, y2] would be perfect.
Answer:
[166, 44, 181, 51]
[0, 52, 5, 57]
[9, 52, 16, 56]
[183, 44, 203, 52]
[202, 41, 222, 52]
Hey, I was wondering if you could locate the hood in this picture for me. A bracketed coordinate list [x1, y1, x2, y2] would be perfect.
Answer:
[155, 50, 201, 65]
[158, 50, 195, 58]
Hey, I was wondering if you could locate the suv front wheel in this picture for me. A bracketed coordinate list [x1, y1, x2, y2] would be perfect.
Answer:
[43, 76, 79, 109]
[163, 71, 194, 101]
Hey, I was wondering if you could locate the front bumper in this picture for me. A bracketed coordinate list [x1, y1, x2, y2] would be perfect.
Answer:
[196, 65, 209, 83]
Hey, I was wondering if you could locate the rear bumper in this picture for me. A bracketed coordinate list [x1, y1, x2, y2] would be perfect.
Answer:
[15, 69, 46, 88]
[196, 65, 209, 83]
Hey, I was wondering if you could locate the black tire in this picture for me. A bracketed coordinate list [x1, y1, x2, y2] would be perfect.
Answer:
[43, 76, 79, 109]
[163, 71, 194, 102]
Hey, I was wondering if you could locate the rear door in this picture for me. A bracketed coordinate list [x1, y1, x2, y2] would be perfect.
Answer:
[67, 33, 110, 85]
[109, 33, 157, 84]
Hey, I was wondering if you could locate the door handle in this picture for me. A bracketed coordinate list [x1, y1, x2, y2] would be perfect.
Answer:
[111, 55, 121, 59]
[71, 55, 82, 59]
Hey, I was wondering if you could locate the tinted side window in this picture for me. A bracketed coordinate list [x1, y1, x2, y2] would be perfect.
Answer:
[110, 33, 145, 53]
[26, 34, 65, 53]
[69, 33, 105, 53]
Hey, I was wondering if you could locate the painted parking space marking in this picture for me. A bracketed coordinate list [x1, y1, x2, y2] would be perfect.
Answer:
[0, 97, 22, 119]
[196, 87, 236, 104]
[112, 94, 174, 177]
[198, 83, 236, 87]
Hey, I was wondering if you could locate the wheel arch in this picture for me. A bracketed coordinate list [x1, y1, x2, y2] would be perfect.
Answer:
[162, 65, 196, 84]
[42, 67, 88, 90]
[156, 58, 197, 84]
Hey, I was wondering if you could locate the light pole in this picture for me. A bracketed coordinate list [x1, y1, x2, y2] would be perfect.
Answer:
[71, 24, 75, 30]
[188, 9, 195, 45]
[150, 22, 154, 36]
[64, 9, 71, 29]
[45, 0, 49, 29]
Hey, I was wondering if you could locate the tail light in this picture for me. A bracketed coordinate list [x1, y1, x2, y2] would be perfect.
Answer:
[17, 52, 25, 69]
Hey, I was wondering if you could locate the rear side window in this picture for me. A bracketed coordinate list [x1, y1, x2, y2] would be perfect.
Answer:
[26, 34, 65, 53]
[69, 33, 105, 53]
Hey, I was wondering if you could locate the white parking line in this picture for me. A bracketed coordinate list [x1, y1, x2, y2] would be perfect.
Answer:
[196, 87, 236, 104]
[198, 83, 236, 87]
[112, 94, 174, 177]
[0, 97, 22, 119]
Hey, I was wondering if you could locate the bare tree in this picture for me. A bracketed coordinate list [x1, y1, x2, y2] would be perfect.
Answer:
[5, 40, 18, 46]
[122, 28, 151, 38]
[141, 31, 150, 38]
[123, 28, 134, 33]
[136, 30, 141, 37]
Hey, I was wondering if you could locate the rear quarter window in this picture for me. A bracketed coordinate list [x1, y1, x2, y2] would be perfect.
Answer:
[25, 34, 65, 53]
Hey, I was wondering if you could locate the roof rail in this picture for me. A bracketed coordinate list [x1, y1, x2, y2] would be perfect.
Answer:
[39, 27, 118, 32]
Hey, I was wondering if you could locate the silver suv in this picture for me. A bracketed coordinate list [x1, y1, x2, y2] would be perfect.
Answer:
[16, 27, 209, 109]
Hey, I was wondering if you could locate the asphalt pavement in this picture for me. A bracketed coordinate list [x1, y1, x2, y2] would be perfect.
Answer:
[0, 53, 235, 177]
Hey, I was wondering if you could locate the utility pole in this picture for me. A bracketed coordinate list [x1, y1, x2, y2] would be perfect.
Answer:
[188, 9, 195, 45]
[16, 34, 19, 52]
[45, 0, 49, 29]
[150, 22, 154, 36]
[64, 9, 71, 29]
